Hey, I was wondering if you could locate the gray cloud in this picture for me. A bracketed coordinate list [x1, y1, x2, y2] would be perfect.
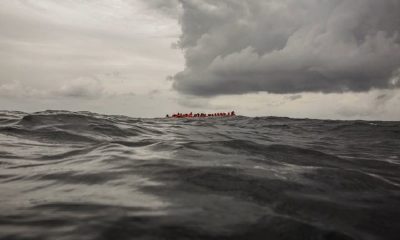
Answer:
[57, 77, 105, 99]
[169, 0, 400, 96]
[0, 77, 105, 99]
[143, 0, 180, 17]
[286, 95, 302, 101]
[0, 81, 48, 98]
[0, 1, 182, 102]
[337, 90, 399, 119]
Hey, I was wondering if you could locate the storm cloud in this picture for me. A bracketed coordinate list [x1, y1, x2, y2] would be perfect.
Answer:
[170, 0, 400, 96]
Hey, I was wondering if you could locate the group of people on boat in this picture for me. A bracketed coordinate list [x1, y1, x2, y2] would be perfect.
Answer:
[166, 111, 236, 118]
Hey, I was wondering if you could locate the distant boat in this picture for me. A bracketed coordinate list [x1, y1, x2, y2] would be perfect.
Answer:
[166, 111, 236, 118]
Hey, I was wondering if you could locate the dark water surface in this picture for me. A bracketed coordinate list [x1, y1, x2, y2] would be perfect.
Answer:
[0, 110, 399, 240]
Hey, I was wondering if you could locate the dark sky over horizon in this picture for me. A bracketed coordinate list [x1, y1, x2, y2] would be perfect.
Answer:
[1, 0, 400, 120]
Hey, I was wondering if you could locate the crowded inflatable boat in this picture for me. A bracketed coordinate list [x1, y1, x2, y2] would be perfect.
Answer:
[166, 111, 236, 118]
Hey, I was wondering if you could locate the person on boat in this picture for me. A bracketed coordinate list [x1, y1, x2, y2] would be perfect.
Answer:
[231, 111, 235, 116]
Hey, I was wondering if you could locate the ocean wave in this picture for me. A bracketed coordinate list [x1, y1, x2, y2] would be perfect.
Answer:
[0, 110, 399, 240]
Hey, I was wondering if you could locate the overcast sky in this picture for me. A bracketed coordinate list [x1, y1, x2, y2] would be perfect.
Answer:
[1, 0, 399, 120]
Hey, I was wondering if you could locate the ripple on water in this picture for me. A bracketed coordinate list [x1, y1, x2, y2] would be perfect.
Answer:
[0, 110, 399, 240]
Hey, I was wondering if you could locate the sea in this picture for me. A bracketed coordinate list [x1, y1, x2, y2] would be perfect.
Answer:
[0, 110, 399, 240]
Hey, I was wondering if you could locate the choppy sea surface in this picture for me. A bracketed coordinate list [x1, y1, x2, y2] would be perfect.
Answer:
[0, 110, 399, 240]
